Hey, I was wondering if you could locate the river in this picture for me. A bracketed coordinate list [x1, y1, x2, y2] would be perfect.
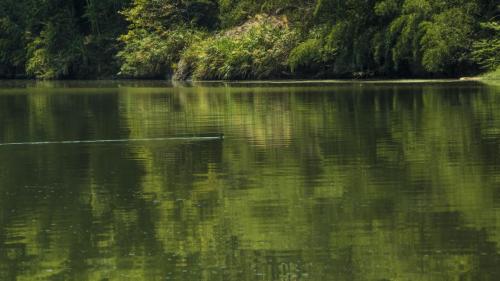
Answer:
[0, 80, 499, 280]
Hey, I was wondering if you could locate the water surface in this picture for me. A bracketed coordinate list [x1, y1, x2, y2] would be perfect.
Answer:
[0, 80, 499, 280]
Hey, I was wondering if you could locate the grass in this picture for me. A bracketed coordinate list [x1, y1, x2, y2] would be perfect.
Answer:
[479, 67, 500, 87]
[482, 67, 500, 80]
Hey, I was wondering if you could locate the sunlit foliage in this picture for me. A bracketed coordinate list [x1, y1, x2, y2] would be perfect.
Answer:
[472, 22, 500, 71]
[118, 27, 206, 78]
[287, 26, 337, 76]
[0, 0, 499, 79]
[117, 0, 218, 78]
[174, 15, 298, 80]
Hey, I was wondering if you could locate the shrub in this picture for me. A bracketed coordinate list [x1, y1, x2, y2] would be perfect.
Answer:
[288, 26, 337, 75]
[420, 8, 475, 73]
[174, 15, 299, 80]
[482, 66, 500, 80]
[117, 27, 206, 78]
[472, 22, 500, 71]
[26, 17, 85, 79]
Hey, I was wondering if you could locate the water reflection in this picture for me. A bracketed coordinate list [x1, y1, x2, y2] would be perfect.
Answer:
[0, 81, 499, 280]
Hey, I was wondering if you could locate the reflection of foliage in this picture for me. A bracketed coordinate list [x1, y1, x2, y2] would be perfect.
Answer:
[2, 83, 500, 279]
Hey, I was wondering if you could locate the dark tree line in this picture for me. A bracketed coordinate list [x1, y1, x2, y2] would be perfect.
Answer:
[0, 0, 499, 79]
[0, 0, 130, 79]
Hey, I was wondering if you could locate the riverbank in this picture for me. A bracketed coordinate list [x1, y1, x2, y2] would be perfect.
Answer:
[1, 1, 498, 81]
[0, 79, 492, 94]
[474, 67, 500, 86]
[482, 68, 500, 80]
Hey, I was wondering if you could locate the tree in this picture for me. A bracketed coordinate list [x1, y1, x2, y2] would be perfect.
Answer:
[117, 0, 218, 78]
[472, 4, 500, 72]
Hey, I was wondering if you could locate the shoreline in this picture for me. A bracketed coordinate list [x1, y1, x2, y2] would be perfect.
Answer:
[0, 77, 497, 91]
[0, 78, 485, 83]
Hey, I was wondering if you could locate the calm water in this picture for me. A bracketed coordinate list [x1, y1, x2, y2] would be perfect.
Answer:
[0, 80, 499, 280]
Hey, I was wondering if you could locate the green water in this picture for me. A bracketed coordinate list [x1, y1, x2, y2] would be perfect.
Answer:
[0, 80, 499, 281]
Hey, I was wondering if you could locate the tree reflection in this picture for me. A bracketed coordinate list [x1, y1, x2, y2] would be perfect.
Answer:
[0, 82, 499, 280]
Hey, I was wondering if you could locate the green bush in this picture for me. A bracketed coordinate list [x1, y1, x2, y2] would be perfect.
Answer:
[420, 8, 475, 73]
[481, 66, 500, 81]
[175, 15, 299, 80]
[218, 0, 308, 28]
[172, 37, 207, 81]
[472, 22, 500, 71]
[287, 27, 337, 75]
[26, 16, 85, 79]
[117, 27, 205, 78]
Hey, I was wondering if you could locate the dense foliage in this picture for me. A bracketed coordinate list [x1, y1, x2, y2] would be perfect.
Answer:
[0, 0, 130, 79]
[0, 0, 499, 79]
[174, 15, 299, 80]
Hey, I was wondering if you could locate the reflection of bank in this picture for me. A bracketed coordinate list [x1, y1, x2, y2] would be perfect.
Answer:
[232, 250, 308, 281]
[2, 83, 500, 280]
[0, 135, 224, 147]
